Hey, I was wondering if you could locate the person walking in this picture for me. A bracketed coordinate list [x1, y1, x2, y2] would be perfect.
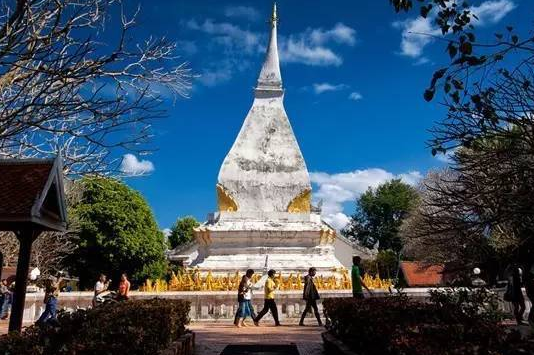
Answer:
[351, 256, 372, 299]
[36, 274, 63, 326]
[234, 269, 260, 327]
[93, 274, 110, 307]
[505, 266, 526, 325]
[299, 267, 322, 326]
[0, 279, 12, 320]
[117, 273, 131, 301]
[254, 269, 280, 326]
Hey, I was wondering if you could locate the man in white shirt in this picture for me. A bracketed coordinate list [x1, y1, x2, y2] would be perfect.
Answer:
[93, 274, 109, 307]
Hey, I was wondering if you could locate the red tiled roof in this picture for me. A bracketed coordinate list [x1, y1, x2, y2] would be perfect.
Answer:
[400, 261, 445, 287]
[0, 160, 53, 218]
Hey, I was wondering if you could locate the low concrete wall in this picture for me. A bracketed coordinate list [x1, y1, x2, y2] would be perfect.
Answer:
[21, 288, 531, 323]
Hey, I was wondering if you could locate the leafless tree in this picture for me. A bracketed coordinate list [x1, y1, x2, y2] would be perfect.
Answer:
[0, 231, 18, 267]
[401, 169, 488, 268]
[0, 230, 77, 276]
[402, 153, 533, 273]
[0, 0, 192, 175]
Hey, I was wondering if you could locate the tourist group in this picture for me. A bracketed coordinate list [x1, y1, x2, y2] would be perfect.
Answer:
[32, 272, 131, 326]
[233, 256, 372, 327]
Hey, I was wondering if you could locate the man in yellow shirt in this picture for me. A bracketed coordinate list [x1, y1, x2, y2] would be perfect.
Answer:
[254, 269, 280, 326]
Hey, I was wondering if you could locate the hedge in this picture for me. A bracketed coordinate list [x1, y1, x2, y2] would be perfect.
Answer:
[0, 298, 190, 355]
[323, 289, 532, 355]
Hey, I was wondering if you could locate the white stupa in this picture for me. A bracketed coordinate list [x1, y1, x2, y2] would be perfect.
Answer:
[169, 4, 374, 275]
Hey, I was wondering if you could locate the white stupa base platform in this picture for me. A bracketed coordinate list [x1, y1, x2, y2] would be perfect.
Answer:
[192, 251, 346, 277]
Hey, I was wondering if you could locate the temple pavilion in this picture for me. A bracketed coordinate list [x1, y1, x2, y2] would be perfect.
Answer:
[169, 4, 374, 276]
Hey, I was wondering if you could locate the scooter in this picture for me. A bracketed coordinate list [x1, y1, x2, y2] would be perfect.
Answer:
[95, 290, 120, 305]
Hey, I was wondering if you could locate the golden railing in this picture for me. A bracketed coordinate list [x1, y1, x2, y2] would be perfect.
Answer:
[140, 269, 393, 292]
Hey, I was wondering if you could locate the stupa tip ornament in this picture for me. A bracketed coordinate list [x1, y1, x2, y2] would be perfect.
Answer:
[256, 2, 283, 94]
[217, 3, 311, 213]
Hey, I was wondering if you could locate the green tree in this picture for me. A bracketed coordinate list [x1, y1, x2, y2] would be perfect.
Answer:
[69, 176, 167, 288]
[168, 216, 200, 249]
[343, 179, 419, 252]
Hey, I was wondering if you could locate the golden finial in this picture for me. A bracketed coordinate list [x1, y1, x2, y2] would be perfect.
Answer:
[270, 3, 278, 27]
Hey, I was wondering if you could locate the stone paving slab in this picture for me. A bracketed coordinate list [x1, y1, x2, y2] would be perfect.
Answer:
[189, 321, 325, 355]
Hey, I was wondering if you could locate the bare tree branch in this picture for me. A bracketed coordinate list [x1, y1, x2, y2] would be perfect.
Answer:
[0, 0, 193, 175]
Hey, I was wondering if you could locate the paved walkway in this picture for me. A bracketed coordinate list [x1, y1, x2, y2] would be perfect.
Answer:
[190, 321, 325, 355]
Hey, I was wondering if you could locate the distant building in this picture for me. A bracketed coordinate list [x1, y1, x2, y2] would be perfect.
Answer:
[399, 261, 454, 287]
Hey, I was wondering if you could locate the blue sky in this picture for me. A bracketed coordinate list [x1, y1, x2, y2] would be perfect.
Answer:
[117, 0, 526, 231]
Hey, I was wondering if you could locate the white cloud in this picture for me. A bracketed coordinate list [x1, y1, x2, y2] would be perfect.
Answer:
[313, 83, 348, 94]
[186, 19, 260, 54]
[120, 154, 155, 176]
[279, 23, 356, 67]
[311, 168, 422, 230]
[162, 228, 172, 237]
[393, 16, 441, 58]
[177, 40, 198, 56]
[398, 171, 424, 185]
[224, 6, 260, 21]
[186, 20, 357, 85]
[435, 147, 459, 164]
[308, 23, 357, 46]
[393, 0, 515, 60]
[471, 0, 516, 25]
[348, 92, 363, 101]
[279, 38, 343, 66]
[198, 66, 233, 86]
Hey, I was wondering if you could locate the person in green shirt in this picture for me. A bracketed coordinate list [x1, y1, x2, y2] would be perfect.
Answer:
[352, 256, 372, 299]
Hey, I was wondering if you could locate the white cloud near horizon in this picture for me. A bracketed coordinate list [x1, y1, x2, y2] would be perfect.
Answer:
[120, 154, 155, 176]
[348, 92, 363, 101]
[224, 5, 260, 21]
[393, 0, 516, 60]
[162, 228, 172, 237]
[311, 169, 422, 230]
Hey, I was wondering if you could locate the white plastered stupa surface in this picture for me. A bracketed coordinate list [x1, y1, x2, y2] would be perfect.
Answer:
[173, 4, 371, 276]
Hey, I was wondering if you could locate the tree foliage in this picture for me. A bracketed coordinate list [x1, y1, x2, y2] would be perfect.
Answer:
[0, 0, 192, 175]
[168, 216, 199, 250]
[343, 179, 419, 252]
[69, 176, 167, 288]
[362, 249, 399, 279]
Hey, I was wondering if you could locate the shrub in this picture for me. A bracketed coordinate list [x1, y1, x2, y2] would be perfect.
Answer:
[323, 292, 506, 355]
[0, 299, 190, 355]
[428, 287, 505, 323]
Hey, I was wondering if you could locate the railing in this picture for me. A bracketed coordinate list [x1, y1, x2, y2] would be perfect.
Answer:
[19, 287, 531, 322]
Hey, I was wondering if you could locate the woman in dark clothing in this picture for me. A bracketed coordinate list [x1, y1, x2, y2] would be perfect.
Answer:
[507, 267, 526, 325]
[525, 265, 534, 327]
